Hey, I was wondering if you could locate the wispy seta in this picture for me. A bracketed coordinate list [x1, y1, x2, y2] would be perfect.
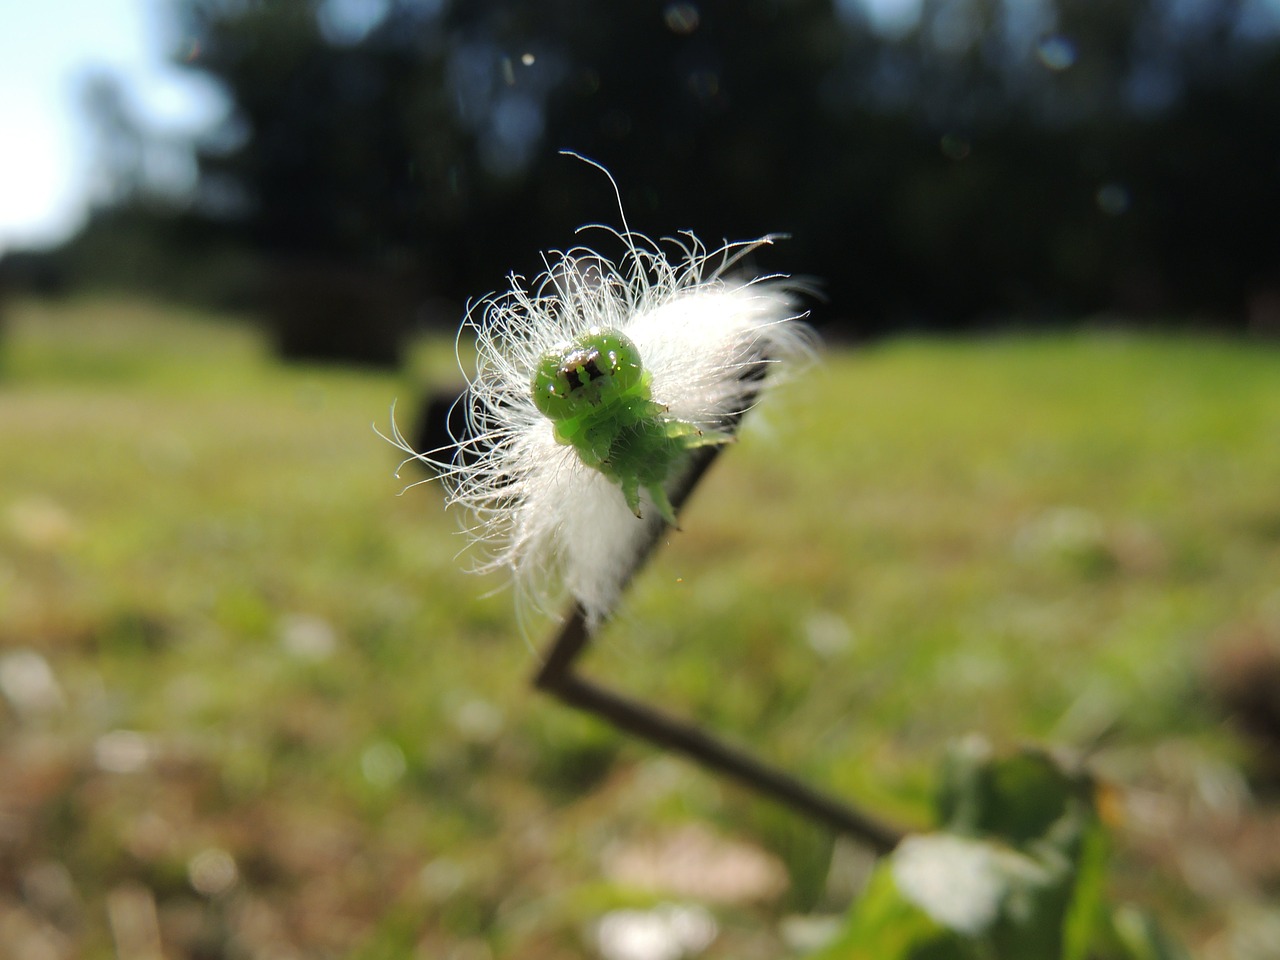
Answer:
[388, 163, 815, 631]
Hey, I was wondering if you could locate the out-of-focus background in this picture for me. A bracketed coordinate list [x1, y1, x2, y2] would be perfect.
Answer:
[6, 0, 1280, 343]
[2, 2, 1279, 958]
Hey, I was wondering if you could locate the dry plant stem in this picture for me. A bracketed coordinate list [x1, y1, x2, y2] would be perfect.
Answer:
[531, 446, 907, 856]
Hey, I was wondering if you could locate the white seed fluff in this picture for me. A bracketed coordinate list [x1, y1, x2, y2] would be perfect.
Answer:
[387, 226, 814, 633]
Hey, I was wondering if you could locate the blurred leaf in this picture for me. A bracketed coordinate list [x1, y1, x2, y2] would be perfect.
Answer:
[1104, 905, 1193, 960]
[937, 738, 1089, 846]
[807, 743, 1180, 960]
[807, 866, 964, 960]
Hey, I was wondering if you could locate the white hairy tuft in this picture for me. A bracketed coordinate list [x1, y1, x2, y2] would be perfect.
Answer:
[385, 169, 815, 632]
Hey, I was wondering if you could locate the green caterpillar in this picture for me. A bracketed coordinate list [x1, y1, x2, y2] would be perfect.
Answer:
[531, 327, 730, 525]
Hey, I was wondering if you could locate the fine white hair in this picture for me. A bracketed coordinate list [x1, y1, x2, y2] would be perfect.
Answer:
[385, 158, 816, 632]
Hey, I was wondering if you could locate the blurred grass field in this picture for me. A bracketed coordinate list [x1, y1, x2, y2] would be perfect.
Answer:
[1, 296, 1279, 959]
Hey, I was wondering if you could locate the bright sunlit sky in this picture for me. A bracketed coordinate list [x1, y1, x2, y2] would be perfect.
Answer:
[0, 0, 234, 253]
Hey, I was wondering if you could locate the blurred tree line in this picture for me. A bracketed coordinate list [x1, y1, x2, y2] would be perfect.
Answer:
[10, 0, 1280, 361]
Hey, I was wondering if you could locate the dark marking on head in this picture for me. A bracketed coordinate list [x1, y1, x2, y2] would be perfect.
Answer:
[560, 344, 607, 393]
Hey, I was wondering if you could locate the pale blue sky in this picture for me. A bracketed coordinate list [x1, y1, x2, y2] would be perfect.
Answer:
[0, 0, 225, 253]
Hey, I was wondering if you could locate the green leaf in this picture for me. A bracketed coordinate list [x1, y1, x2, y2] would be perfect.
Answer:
[806, 742, 1146, 960]
[1104, 905, 1193, 960]
[806, 865, 983, 960]
[937, 739, 1092, 848]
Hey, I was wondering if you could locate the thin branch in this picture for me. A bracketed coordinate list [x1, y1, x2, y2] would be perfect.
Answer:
[531, 442, 908, 855]
[534, 605, 905, 853]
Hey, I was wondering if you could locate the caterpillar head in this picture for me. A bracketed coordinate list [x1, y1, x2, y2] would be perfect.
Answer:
[531, 327, 645, 422]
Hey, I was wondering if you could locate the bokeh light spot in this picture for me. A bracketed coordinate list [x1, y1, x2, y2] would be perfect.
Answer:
[1036, 34, 1078, 71]
[664, 3, 701, 35]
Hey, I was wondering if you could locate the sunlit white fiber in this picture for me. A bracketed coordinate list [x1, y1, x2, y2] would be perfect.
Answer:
[385, 171, 814, 632]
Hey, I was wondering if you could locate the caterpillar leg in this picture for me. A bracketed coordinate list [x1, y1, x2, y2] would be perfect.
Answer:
[682, 428, 734, 449]
[647, 482, 680, 529]
[620, 476, 644, 519]
[620, 476, 680, 528]
[661, 418, 733, 449]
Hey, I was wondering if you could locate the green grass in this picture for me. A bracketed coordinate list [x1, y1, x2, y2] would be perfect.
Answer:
[2, 297, 1278, 958]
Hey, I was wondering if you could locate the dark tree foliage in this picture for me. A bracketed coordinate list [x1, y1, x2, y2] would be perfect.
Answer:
[174, 1, 457, 361]
[157, 0, 1280, 353]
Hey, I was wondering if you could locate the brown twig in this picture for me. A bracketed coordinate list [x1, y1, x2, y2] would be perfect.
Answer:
[531, 443, 907, 855]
